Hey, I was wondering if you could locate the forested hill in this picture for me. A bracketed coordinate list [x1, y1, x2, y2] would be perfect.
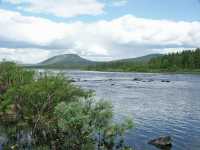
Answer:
[87, 48, 200, 72]
[112, 54, 163, 63]
[148, 48, 200, 71]
[87, 54, 162, 72]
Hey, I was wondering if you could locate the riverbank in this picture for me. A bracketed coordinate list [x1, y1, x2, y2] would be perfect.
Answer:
[27, 65, 200, 75]
[86, 68, 200, 74]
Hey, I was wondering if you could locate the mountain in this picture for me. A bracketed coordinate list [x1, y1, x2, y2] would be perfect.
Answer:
[111, 54, 163, 63]
[37, 54, 96, 69]
[86, 54, 163, 72]
[30, 53, 162, 69]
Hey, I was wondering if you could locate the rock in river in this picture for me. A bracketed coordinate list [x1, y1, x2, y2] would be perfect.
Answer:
[69, 79, 76, 82]
[161, 80, 170, 83]
[148, 136, 172, 149]
[133, 78, 143, 81]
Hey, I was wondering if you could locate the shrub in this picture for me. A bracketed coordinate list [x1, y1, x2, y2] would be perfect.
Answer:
[0, 62, 133, 150]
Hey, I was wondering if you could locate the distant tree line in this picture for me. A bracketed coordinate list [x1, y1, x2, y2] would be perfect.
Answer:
[88, 48, 200, 72]
[149, 48, 200, 71]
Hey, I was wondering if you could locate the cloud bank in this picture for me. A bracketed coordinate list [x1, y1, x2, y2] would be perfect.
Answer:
[0, 9, 200, 63]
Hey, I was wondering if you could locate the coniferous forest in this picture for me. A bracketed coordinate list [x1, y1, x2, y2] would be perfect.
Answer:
[87, 48, 200, 73]
[149, 48, 200, 71]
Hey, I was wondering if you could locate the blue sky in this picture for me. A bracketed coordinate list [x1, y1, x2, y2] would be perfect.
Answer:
[101, 0, 200, 22]
[0, 0, 200, 63]
[1, 0, 200, 21]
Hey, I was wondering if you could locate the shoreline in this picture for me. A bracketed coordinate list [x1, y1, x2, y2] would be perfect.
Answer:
[25, 66, 200, 75]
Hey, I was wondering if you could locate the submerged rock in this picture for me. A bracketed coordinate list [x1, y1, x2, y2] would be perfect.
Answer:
[148, 79, 154, 82]
[69, 79, 76, 82]
[148, 136, 172, 149]
[126, 86, 132, 88]
[161, 80, 170, 83]
[133, 78, 143, 81]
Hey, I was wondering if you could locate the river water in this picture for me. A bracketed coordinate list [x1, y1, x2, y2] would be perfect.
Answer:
[62, 70, 200, 150]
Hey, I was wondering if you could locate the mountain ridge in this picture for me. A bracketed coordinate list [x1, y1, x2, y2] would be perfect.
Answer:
[111, 54, 163, 63]
[29, 53, 162, 69]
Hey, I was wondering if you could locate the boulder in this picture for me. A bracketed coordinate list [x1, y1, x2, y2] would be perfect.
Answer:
[148, 136, 172, 149]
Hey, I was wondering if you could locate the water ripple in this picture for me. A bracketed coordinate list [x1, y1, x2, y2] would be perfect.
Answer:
[59, 70, 200, 150]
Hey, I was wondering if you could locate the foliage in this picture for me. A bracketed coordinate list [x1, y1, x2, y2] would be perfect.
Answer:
[0, 61, 34, 91]
[88, 48, 200, 73]
[149, 48, 200, 71]
[0, 62, 133, 150]
[87, 61, 150, 72]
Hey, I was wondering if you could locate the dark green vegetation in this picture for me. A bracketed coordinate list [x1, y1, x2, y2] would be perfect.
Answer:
[87, 54, 163, 72]
[88, 49, 200, 73]
[112, 54, 163, 63]
[149, 48, 200, 72]
[0, 62, 133, 150]
[28, 48, 200, 73]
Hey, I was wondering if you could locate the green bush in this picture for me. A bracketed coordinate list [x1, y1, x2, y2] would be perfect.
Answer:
[0, 62, 133, 150]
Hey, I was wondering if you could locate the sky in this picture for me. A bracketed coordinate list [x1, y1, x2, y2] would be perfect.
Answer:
[0, 0, 200, 64]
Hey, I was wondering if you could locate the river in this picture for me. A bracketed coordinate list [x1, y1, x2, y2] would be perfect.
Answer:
[62, 70, 200, 150]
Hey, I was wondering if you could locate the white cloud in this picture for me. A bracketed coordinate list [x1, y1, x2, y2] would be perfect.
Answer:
[0, 9, 200, 63]
[0, 48, 50, 64]
[3, 0, 104, 18]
